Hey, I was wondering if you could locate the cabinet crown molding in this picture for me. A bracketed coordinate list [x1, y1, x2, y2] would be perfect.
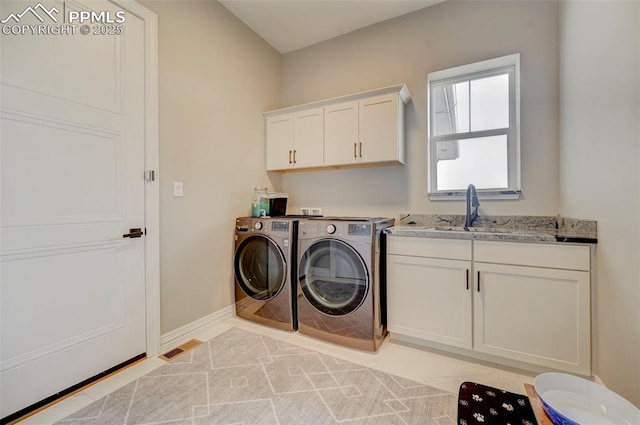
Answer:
[264, 84, 411, 118]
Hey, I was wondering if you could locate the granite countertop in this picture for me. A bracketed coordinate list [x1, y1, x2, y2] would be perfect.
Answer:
[386, 214, 597, 244]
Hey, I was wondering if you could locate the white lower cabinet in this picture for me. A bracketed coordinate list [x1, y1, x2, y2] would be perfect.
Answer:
[387, 236, 592, 375]
[473, 262, 590, 374]
[387, 237, 473, 349]
[388, 255, 472, 349]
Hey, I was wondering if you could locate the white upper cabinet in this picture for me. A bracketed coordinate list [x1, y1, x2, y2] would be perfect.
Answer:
[324, 101, 358, 166]
[266, 107, 324, 171]
[265, 84, 410, 172]
[292, 108, 324, 169]
[266, 114, 293, 171]
[359, 93, 403, 164]
[325, 93, 405, 166]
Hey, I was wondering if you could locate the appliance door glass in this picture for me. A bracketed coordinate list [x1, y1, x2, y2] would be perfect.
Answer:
[298, 239, 368, 316]
[235, 235, 286, 300]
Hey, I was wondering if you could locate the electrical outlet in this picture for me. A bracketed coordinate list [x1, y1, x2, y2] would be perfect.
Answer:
[300, 207, 322, 216]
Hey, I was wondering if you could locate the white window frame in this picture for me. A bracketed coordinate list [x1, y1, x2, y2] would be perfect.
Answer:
[427, 53, 521, 200]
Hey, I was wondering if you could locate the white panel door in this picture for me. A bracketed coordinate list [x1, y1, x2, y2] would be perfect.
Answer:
[324, 100, 358, 166]
[359, 93, 400, 164]
[266, 114, 293, 171]
[474, 263, 591, 375]
[387, 255, 472, 349]
[292, 107, 323, 169]
[0, 0, 146, 417]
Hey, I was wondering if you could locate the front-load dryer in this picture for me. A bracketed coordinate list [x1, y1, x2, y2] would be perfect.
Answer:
[234, 217, 298, 331]
[296, 217, 394, 351]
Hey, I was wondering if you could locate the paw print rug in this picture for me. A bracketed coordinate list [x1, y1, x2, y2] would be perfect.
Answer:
[457, 381, 538, 425]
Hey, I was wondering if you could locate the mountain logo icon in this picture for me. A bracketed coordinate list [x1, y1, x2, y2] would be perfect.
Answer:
[1, 2, 59, 24]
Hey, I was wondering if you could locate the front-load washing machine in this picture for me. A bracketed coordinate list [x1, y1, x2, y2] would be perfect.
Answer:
[234, 217, 298, 331]
[296, 217, 394, 351]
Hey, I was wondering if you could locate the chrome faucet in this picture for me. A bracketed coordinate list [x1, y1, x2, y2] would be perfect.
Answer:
[464, 184, 480, 230]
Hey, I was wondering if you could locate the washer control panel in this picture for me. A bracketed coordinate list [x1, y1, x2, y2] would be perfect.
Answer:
[348, 224, 372, 236]
[271, 221, 290, 232]
[235, 217, 294, 236]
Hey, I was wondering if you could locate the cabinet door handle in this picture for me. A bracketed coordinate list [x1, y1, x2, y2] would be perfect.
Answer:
[353, 143, 357, 158]
[288, 150, 292, 164]
[477, 270, 481, 292]
[359, 142, 363, 158]
[293, 150, 297, 164]
[466, 269, 469, 290]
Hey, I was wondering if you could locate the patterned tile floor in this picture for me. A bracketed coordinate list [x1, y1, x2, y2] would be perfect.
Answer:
[18, 316, 535, 424]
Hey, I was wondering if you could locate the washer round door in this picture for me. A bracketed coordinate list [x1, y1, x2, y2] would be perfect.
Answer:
[235, 235, 286, 300]
[298, 239, 368, 316]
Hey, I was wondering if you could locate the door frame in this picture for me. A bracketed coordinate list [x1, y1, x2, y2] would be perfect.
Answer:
[111, 0, 161, 356]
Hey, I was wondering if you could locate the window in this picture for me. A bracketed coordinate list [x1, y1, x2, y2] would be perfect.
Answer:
[427, 54, 521, 200]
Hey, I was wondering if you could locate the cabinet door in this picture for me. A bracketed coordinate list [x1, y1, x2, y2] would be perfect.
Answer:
[293, 108, 324, 168]
[324, 100, 358, 166]
[359, 93, 403, 164]
[388, 255, 472, 349]
[474, 263, 591, 375]
[266, 115, 293, 171]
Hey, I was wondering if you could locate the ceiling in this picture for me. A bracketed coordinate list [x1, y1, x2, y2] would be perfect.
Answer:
[219, 0, 446, 54]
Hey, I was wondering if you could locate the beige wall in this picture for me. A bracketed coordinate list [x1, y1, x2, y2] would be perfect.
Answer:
[559, 0, 640, 406]
[280, 1, 559, 218]
[136, 0, 639, 406]
[139, 0, 282, 333]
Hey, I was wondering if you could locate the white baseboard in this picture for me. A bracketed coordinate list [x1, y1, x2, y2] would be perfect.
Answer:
[160, 305, 233, 353]
[594, 374, 607, 387]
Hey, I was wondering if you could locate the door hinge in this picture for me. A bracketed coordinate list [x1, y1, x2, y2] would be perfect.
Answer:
[144, 170, 155, 182]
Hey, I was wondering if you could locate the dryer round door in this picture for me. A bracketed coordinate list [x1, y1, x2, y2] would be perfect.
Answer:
[298, 239, 368, 316]
[235, 235, 286, 300]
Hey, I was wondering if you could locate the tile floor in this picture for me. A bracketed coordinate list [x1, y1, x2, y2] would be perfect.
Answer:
[18, 316, 535, 424]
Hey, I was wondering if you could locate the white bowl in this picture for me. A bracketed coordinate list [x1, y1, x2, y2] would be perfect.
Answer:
[534, 372, 639, 425]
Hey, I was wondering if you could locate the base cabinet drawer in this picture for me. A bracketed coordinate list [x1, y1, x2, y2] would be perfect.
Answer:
[474, 240, 590, 271]
[388, 236, 471, 260]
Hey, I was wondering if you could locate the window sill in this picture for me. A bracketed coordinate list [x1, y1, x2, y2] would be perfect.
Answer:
[428, 190, 522, 201]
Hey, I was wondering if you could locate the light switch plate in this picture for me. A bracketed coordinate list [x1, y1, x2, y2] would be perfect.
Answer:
[173, 181, 183, 197]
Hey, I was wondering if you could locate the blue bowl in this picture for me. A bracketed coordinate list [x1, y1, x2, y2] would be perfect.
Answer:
[539, 398, 579, 425]
[534, 373, 640, 425]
